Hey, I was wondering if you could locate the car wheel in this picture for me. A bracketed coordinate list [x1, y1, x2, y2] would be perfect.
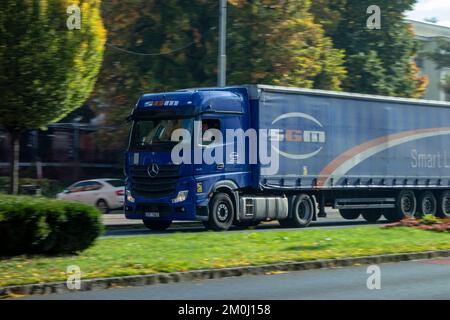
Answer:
[339, 209, 360, 220]
[206, 193, 235, 231]
[143, 220, 172, 231]
[96, 199, 110, 214]
[361, 210, 382, 223]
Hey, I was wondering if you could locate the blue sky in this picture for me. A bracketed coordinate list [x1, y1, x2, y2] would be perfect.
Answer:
[406, 0, 450, 27]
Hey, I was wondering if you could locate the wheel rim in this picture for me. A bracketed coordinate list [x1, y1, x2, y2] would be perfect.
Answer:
[401, 193, 415, 217]
[217, 203, 230, 222]
[402, 195, 414, 216]
[444, 196, 450, 216]
[422, 196, 435, 215]
[296, 199, 311, 222]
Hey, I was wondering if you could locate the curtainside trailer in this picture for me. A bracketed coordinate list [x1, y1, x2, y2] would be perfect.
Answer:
[124, 85, 450, 231]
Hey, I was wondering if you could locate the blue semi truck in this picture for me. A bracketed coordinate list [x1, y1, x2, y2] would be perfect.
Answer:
[124, 85, 450, 231]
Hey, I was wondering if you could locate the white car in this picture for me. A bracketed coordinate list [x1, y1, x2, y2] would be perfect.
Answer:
[57, 179, 125, 213]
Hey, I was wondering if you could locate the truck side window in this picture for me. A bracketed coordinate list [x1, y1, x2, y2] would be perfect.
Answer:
[202, 119, 221, 146]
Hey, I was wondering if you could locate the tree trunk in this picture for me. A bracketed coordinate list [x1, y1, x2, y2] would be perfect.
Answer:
[9, 131, 20, 195]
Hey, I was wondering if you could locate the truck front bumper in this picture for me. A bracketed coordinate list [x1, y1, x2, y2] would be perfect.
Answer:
[124, 176, 208, 221]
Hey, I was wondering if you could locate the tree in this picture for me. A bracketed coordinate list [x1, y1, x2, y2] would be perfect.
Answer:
[311, 0, 428, 98]
[426, 40, 450, 97]
[226, 0, 346, 89]
[92, 0, 346, 151]
[0, 0, 106, 194]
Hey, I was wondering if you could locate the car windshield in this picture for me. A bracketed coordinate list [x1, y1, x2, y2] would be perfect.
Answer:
[130, 118, 193, 150]
[106, 179, 124, 187]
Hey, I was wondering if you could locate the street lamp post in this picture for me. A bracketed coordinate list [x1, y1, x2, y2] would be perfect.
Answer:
[218, 0, 227, 87]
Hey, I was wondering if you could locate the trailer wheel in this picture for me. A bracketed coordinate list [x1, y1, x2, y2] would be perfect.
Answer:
[339, 209, 360, 220]
[206, 193, 235, 231]
[280, 194, 314, 228]
[418, 191, 437, 217]
[143, 220, 172, 231]
[361, 210, 382, 223]
[385, 190, 417, 222]
[437, 191, 450, 218]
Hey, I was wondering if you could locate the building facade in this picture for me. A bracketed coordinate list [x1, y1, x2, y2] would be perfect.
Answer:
[407, 19, 450, 102]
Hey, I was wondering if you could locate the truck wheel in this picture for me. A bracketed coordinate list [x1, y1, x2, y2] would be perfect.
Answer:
[280, 194, 314, 228]
[437, 191, 450, 218]
[143, 220, 172, 231]
[206, 193, 235, 231]
[418, 191, 437, 217]
[339, 209, 360, 220]
[361, 210, 382, 223]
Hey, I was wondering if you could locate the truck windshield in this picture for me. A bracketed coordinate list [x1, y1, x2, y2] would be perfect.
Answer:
[130, 118, 192, 150]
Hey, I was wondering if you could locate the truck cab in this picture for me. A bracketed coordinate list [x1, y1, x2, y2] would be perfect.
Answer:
[124, 87, 256, 231]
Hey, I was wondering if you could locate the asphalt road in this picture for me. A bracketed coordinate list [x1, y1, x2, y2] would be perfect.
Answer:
[24, 259, 450, 300]
[103, 209, 389, 238]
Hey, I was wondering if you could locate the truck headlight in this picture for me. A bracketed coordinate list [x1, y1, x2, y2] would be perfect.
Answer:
[126, 190, 135, 203]
[172, 190, 188, 203]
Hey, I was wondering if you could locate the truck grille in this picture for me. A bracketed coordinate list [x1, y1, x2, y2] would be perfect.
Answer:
[131, 164, 180, 198]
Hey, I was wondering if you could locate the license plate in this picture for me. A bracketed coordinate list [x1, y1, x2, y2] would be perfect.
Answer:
[145, 212, 159, 218]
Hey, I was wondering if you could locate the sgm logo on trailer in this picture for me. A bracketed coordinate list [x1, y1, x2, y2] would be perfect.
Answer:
[269, 112, 325, 160]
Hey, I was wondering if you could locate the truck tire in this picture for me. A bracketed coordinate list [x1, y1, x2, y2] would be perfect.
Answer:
[143, 220, 172, 231]
[418, 191, 437, 217]
[280, 194, 314, 228]
[339, 209, 360, 220]
[437, 191, 450, 218]
[385, 190, 417, 222]
[206, 193, 235, 231]
[361, 210, 382, 223]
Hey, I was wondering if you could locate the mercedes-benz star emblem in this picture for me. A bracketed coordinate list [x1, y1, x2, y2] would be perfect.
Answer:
[147, 164, 159, 177]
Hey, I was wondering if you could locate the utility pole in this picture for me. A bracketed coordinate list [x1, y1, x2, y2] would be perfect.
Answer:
[218, 0, 227, 87]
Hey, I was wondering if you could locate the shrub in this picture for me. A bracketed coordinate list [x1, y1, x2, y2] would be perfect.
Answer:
[383, 216, 450, 233]
[0, 177, 64, 198]
[0, 195, 103, 256]
[420, 214, 442, 225]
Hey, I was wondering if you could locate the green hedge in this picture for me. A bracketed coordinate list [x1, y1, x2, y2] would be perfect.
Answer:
[0, 195, 103, 256]
[0, 177, 64, 197]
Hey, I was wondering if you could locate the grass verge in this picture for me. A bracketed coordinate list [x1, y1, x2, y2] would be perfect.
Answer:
[1, 226, 450, 287]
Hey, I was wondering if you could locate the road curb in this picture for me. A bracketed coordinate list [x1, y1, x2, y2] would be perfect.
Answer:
[2, 249, 450, 298]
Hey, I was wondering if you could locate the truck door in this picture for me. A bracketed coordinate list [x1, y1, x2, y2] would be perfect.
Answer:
[194, 114, 250, 176]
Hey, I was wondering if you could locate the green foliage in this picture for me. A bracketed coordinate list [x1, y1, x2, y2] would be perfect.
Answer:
[426, 40, 450, 95]
[92, 0, 346, 150]
[312, 0, 428, 98]
[2, 226, 450, 287]
[0, 177, 64, 198]
[420, 214, 442, 225]
[0, 195, 103, 256]
[0, 0, 106, 131]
